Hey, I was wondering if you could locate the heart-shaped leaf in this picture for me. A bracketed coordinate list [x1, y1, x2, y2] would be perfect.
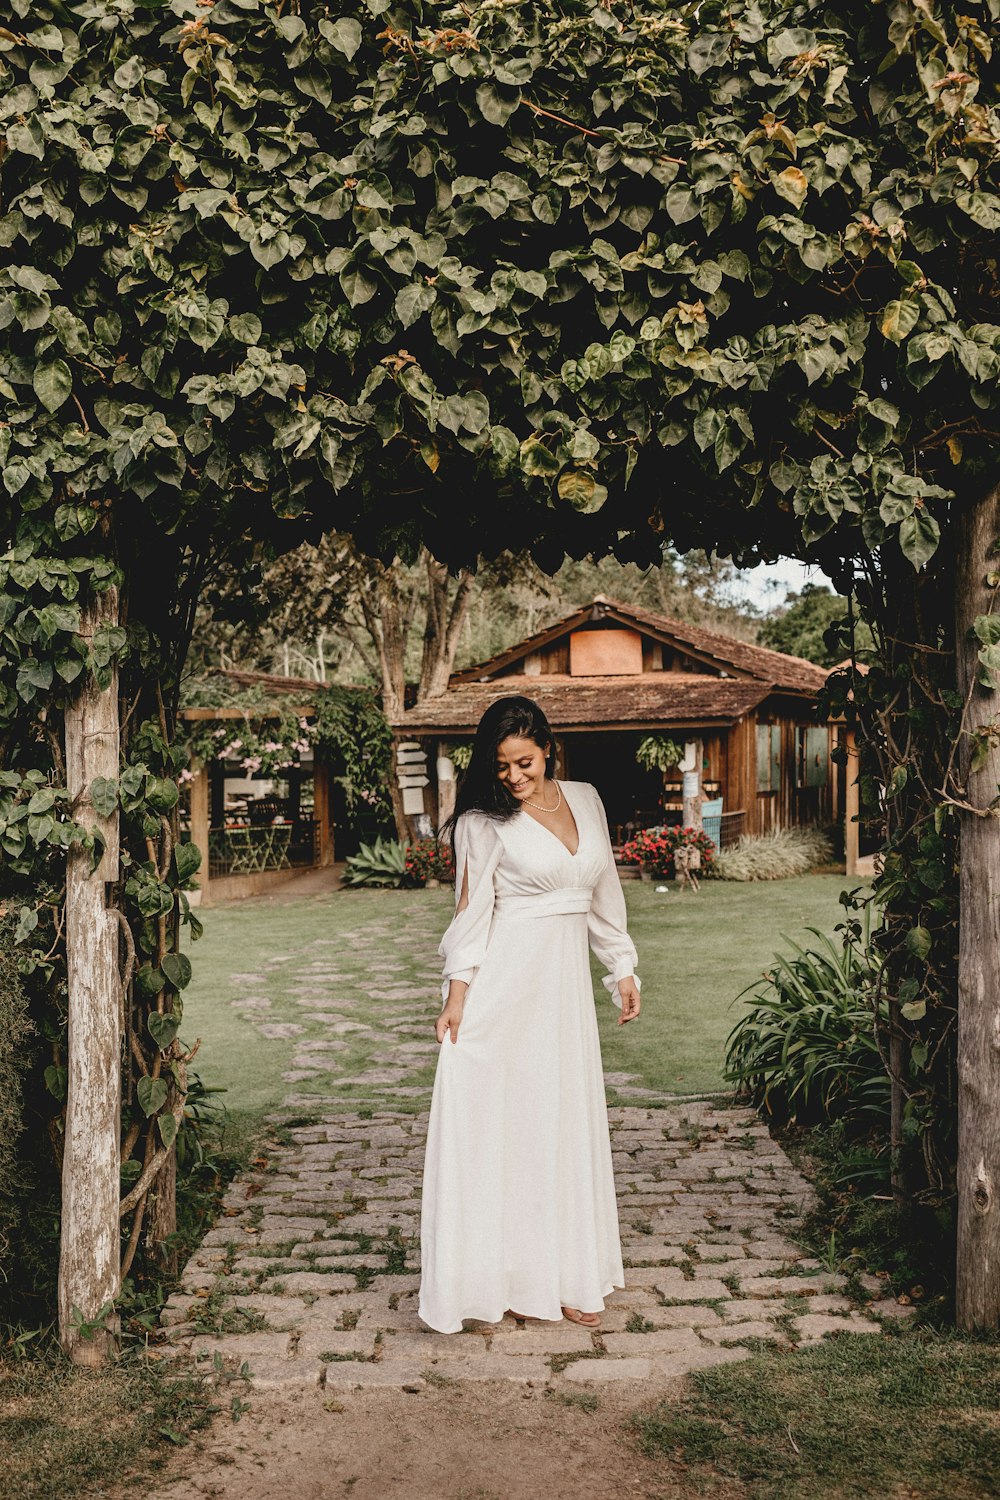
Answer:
[137, 1076, 169, 1118]
[161, 951, 193, 990]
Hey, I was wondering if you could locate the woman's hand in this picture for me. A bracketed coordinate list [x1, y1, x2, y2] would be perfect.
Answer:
[436, 981, 468, 1045]
[617, 977, 641, 1025]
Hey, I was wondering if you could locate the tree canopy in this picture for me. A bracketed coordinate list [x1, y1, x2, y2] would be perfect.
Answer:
[2, 0, 998, 619]
[758, 580, 872, 664]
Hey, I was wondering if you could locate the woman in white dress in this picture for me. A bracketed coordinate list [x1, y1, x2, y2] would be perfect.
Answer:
[419, 695, 641, 1334]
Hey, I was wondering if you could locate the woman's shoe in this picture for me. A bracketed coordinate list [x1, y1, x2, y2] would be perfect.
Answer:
[561, 1305, 601, 1327]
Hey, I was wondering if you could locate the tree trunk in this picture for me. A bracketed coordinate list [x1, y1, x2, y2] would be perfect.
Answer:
[361, 567, 409, 840]
[147, 1148, 178, 1277]
[418, 559, 475, 700]
[956, 481, 1000, 1330]
[59, 587, 122, 1365]
[373, 567, 407, 720]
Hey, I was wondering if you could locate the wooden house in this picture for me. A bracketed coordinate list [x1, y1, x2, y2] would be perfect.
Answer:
[391, 596, 838, 850]
[179, 670, 336, 905]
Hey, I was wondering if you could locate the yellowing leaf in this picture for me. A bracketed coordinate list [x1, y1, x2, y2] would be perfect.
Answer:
[557, 469, 596, 507]
[879, 299, 920, 343]
[772, 166, 809, 208]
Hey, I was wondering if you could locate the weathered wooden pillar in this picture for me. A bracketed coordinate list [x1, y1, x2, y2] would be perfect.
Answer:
[956, 483, 1000, 1329]
[210, 759, 225, 829]
[844, 727, 861, 878]
[59, 586, 121, 1365]
[313, 757, 335, 867]
[682, 737, 703, 830]
[436, 744, 457, 834]
[189, 761, 210, 898]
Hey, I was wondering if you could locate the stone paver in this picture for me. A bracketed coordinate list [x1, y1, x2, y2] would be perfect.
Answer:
[163, 1100, 912, 1390]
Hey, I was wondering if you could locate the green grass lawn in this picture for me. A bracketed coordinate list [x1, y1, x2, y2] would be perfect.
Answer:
[632, 1331, 1000, 1499]
[182, 874, 859, 1129]
[594, 874, 856, 1097]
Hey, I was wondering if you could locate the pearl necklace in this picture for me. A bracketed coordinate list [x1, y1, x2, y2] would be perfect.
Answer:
[520, 781, 562, 814]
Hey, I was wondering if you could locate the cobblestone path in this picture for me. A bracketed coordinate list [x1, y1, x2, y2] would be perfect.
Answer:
[163, 1100, 910, 1392]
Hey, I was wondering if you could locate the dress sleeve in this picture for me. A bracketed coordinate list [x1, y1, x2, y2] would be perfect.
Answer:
[586, 785, 640, 1010]
[437, 814, 503, 1003]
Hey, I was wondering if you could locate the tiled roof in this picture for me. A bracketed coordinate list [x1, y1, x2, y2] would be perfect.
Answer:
[217, 668, 324, 694]
[392, 675, 771, 733]
[610, 598, 829, 695]
[450, 595, 829, 697]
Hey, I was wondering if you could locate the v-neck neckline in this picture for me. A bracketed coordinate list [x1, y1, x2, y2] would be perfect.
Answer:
[520, 780, 581, 859]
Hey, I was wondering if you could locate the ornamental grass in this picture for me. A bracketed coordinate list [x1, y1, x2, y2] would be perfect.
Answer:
[717, 826, 833, 882]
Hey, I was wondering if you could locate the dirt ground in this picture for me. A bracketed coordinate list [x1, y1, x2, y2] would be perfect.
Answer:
[146, 1380, 712, 1500]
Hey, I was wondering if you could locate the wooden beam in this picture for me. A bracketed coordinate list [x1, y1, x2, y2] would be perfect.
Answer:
[189, 762, 210, 895]
[313, 757, 335, 867]
[844, 728, 861, 878]
[180, 706, 316, 721]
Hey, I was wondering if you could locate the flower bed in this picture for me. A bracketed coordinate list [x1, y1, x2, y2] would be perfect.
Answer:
[619, 825, 718, 879]
[405, 837, 455, 886]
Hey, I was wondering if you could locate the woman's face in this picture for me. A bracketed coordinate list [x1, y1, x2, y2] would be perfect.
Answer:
[495, 734, 550, 802]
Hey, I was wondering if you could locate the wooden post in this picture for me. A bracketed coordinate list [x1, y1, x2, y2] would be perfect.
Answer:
[313, 757, 335, 867]
[844, 728, 861, 878]
[682, 737, 703, 830]
[437, 742, 457, 834]
[210, 760, 225, 830]
[956, 482, 1000, 1330]
[189, 762, 210, 898]
[59, 587, 121, 1365]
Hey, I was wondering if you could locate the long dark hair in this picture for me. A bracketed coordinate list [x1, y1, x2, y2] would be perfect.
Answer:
[442, 695, 555, 844]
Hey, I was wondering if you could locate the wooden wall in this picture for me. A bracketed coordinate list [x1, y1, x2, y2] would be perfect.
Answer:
[727, 703, 835, 836]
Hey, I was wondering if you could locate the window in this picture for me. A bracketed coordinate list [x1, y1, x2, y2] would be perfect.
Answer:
[797, 726, 829, 788]
[757, 723, 781, 793]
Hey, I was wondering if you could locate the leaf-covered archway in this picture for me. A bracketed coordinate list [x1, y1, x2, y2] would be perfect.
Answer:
[2, 0, 999, 1351]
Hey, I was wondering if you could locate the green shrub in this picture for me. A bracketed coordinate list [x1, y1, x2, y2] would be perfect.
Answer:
[0, 906, 57, 1320]
[342, 835, 409, 888]
[717, 825, 833, 881]
[725, 924, 890, 1129]
[0, 913, 36, 1284]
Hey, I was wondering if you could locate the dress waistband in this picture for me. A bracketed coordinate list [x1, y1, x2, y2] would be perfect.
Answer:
[493, 887, 592, 920]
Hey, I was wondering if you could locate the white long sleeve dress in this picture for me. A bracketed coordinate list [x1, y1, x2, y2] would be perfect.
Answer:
[418, 780, 639, 1334]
